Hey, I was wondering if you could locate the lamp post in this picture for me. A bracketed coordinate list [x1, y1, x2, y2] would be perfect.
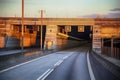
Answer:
[21, 0, 24, 54]
[40, 10, 43, 50]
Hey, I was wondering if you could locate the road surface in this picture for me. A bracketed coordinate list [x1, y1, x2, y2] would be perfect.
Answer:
[0, 46, 119, 80]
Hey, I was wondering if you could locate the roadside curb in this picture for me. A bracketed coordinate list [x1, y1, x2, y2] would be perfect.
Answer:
[92, 51, 120, 79]
[94, 52, 120, 68]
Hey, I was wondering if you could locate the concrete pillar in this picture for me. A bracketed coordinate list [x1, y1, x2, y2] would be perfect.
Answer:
[6, 24, 11, 37]
[44, 25, 58, 50]
[57, 26, 60, 33]
[92, 25, 101, 53]
[10, 24, 14, 36]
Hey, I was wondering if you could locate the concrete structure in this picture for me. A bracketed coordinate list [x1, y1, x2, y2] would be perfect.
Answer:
[0, 17, 120, 56]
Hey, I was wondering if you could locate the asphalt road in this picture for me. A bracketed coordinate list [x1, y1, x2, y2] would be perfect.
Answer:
[0, 46, 119, 80]
[0, 48, 79, 80]
[44, 47, 90, 80]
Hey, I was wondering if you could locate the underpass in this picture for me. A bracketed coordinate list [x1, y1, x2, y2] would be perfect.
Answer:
[0, 17, 120, 80]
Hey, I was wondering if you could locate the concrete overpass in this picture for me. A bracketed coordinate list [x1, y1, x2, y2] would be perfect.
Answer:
[0, 17, 120, 57]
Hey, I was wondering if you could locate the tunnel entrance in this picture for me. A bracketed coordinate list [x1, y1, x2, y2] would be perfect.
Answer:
[58, 25, 92, 41]
[69, 26, 92, 40]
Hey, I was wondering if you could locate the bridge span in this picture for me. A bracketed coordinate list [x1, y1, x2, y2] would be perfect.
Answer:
[0, 17, 120, 58]
[0, 17, 120, 80]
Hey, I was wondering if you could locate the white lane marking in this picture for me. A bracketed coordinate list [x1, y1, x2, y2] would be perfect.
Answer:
[54, 53, 73, 67]
[63, 56, 68, 60]
[36, 52, 74, 80]
[54, 55, 71, 67]
[0, 51, 73, 74]
[41, 69, 54, 80]
[36, 69, 51, 80]
[87, 51, 96, 80]
[54, 60, 63, 67]
[0, 53, 54, 73]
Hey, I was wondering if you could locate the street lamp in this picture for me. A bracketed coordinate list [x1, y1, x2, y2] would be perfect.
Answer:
[39, 10, 44, 50]
[21, 0, 24, 54]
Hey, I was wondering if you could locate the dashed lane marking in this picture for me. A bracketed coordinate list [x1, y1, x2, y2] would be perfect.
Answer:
[63, 56, 68, 60]
[37, 54, 72, 80]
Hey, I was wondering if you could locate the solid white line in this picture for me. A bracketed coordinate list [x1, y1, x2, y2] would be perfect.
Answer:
[0, 53, 54, 73]
[87, 51, 96, 80]
[36, 69, 51, 80]
[41, 69, 54, 80]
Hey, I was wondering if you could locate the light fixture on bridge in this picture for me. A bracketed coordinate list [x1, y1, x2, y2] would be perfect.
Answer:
[46, 41, 53, 49]
[78, 25, 84, 32]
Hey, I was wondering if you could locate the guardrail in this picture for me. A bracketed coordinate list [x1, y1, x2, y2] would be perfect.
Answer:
[101, 38, 120, 59]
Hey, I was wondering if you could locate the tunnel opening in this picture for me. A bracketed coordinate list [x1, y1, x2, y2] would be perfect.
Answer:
[68, 26, 92, 41]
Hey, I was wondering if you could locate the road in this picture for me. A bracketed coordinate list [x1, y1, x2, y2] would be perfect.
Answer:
[0, 46, 119, 80]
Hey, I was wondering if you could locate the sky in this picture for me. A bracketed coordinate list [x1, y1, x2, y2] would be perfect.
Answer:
[0, 0, 120, 18]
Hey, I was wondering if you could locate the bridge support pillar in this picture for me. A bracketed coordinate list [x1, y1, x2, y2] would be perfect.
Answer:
[44, 25, 58, 50]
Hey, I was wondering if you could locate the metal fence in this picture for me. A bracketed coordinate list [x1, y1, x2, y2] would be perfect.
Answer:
[102, 38, 120, 59]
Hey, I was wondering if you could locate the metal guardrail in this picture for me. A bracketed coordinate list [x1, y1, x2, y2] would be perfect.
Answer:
[101, 38, 120, 59]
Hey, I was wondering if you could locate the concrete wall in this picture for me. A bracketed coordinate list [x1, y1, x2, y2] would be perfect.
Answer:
[0, 37, 4, 48]
[55, 38, 86, 51]
[5, 37, 20, 48]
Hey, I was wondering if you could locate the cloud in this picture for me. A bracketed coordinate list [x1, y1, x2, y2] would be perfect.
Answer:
[110, 8, 120, 11]
[81, 13, 120, 18]
[105, 13, 120, 18]
[81, 14, 100, 18]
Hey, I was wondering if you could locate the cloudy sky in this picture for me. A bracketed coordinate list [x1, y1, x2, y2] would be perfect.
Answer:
[0, 0, 120, 18]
